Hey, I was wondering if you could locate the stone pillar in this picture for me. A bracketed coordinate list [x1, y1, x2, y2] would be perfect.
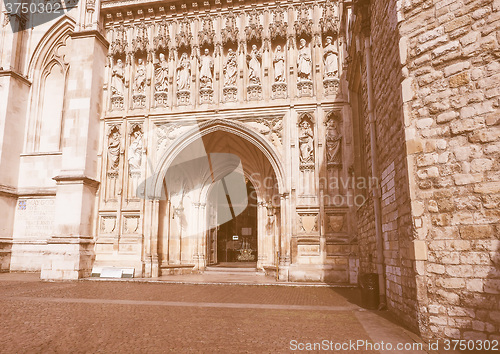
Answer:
[40, 30, 108, 280]
[0, 13, 30, 271]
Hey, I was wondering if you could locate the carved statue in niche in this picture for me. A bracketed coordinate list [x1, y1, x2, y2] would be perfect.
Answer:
[273, 45, 285, 83]
[176, 52, 191, 91]
[128, 129, 143, 173]
[298, 120, 314, 164]
[198, 48, 214, 89]
[133, 58, 146, 94]
[323, 36, 338, 78]
[325, 118, 342, 165]
[108, 130, 120, 171]
[297, 38, 312, 81]
[223, 49, 237, 87]
[111, 59, 125, 96]
[246, 44, 261, 85]
[154, 53, 168, 92]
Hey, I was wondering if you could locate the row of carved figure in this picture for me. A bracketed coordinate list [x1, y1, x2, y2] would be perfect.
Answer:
[106, 114, 342, 180]
[109, 36, 339, 107]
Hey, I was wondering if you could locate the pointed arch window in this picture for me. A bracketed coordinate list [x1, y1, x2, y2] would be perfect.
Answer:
[37, 60, 65, 152]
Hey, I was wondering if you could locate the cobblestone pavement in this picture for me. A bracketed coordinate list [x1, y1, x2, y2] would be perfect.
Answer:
[0, 274, 438, 353]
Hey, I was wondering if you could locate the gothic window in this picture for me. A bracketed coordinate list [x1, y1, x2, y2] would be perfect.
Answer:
[37, 61, 65, 152]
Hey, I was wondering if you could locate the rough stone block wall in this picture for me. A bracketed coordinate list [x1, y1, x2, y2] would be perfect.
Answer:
[400, 0, 500, 341]
[370, 0, 419, 331]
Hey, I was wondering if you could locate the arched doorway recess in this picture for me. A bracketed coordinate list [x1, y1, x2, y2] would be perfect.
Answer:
[151, 120, 287, 275]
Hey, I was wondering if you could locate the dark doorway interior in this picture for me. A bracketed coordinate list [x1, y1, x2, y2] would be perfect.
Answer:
[216, 180, 257, 264]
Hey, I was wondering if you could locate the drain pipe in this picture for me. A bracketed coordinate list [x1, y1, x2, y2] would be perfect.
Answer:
[363, 32, 387, 308]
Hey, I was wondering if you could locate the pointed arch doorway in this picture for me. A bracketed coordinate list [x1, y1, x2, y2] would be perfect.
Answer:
[207, 178, 258, 266]
[155, 121, 286, 275]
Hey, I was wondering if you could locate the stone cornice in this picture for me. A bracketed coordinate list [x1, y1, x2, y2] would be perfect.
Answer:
[70, 30, 110, 49]
[0, 70, 32, 87]
[52, 174, 101, 189]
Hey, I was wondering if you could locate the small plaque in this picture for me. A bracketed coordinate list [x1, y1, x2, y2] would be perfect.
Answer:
[232, 235, 239, 240]
[100, 267, 123, 278]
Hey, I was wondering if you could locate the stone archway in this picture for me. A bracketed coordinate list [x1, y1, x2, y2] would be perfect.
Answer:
[148, 119, 287, 276]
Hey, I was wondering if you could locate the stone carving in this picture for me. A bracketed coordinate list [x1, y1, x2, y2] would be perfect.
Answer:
[154, 53, 168, 106]
[246, 44, 262, 100]
[132, 23, 148, 53]
[247, 44, 262, 85]
[325, 114, 342, 168]
[319, 0, 339, 36]
[223, 49, 238, 101]
[323, 36, 339, 95]
[298, 119, 314, 168]
[222, 11, 239, 45]
[245, 8, 263, 42]
[132, 58, 146, 108]
[107, 127, 121, 174]
[198, 14, 215, 47]
[272, 45, 287, 99]
[176, 52, 191, 105]
[269, 3, 287, 40]
[157, 123, 182, 153]
[198, 48, 214, 89]
[294, 3, 313, 39]
[273, 45, 285, 83]
[123, 215, 140, 234]
[128, 128, 143, 174]
[100, 216, 117, 234]
[297, 38, 312, 81]
[110, 25, 127, 56]
[327, 214, 344, 233]
[176, 17, 193, 50]
[298, 213, 318, 233]
[154, 19, 170, 52]
[198, 48, 214, 103]
[297, 38, 313, 96]
[110, 59, 125, 110]
[85, 0, 95, 28]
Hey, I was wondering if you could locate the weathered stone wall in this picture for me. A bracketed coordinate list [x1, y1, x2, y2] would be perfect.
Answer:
[400, 0, 500, 341]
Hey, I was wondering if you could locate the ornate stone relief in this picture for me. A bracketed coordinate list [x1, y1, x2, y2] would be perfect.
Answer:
[298, 213, 318, 233]
[245, 8, 263, 43]
[100, 215, 117, 234]
[128, 124, 143, 176]
[326, 213, 345, 233]
[297, 38, 313, 97]
[123, 215, 140, 234]
[223, 49, 238, 102]
[110, 24, 128, 57]
[272, 45, 287, 99]
[298, 114, 314, 171]
[176, 52, 191, 105]
[153, 19, 170, 53]
[319, 0, 340, 37]
[246, 44, 262, 100]
[323, 36, 339, 95]
[132, 58, 146, 108]
[107, 125, 121, 176]
[156, 123, 183, 154]
[294, 3, 313, 40]
[154, 52, 168, 107]
[176, 17, 193, 51]
[244, 117, 283, 149]
[222, 11, 239, 45]
[132, 22, 148, 54]
[325, 111, 342, 169]
[198, 14, 215, 48]
[198, 48, 214, 103]
[269, 3, 287, 41]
